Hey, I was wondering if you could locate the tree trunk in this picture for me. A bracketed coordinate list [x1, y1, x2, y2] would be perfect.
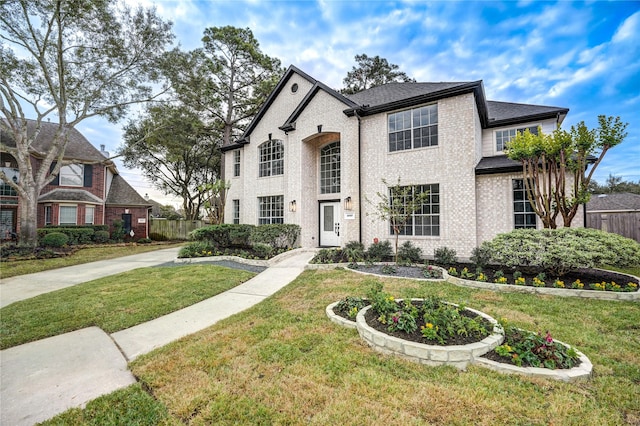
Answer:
[18, 185, 39, 247]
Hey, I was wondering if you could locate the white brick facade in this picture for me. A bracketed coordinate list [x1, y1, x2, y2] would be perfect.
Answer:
[224, 67, 581, 258]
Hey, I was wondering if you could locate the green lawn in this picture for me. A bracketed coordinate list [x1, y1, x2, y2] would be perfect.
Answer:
[0, 265, 255, 349]
[45, 269, 640, 425]
[0, 243, 183, 279]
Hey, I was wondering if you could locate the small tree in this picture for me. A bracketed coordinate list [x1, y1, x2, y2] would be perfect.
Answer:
[507, 115, 628, 228]
[366, 178, 429, 263]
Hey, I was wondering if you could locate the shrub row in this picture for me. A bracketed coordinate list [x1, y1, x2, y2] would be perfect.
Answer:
[188, 224, 300, 250]
[38, 225, 109, 245]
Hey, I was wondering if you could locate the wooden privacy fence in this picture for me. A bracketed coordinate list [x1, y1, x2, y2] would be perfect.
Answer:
[150, 219, 204, 240]
[586, 212, 640, 242]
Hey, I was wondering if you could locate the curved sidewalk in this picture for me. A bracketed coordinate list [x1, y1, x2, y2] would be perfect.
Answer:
[0, 249, 316, 426]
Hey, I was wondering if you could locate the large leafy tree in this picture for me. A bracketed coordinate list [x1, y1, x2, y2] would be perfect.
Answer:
[341, 54, 415, 95]
[120, 105, 218, 220]
[0, 0, 173, 245]
[507, 115, 628, 228]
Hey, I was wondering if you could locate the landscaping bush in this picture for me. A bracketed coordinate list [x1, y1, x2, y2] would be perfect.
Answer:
[111, 219, 126, 242]
[434, 246, 457, 265]
[189, 224, 254, 248]
[481, 228, 640, 276]
[38, 226, 94, 245]
[366, 240, 393, 261]
[93, 230, 110, 244]
[344, 240, 366, 262]
[252, 243, 274, 259]
[397, 241, 422, 264]
[137, 237, 152, 244]
[178, 241, 216, 258]
[250, 224, 300, 249]
[470, 246, 491, 269]
[41, 232, 69, 248]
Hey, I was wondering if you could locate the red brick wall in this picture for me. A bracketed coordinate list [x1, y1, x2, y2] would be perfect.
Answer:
[105, 206, 149, 239]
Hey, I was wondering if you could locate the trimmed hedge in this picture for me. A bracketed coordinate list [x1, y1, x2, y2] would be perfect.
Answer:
[189, 224, 300, 250]
[41, 232, 69, 248]
[481, 228, 640, 276]
[38, 226, 95, 245]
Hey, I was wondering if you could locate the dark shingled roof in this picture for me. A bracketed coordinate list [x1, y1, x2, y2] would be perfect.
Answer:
[106, 175, 150, 206]
[586, 193, 640, 212]
[475, 155, 523, 175]
[344, 82, 474, 107]
[38, 188, 103, 203]
[2, 120, 108, 162]
[487, 101, 568, 127]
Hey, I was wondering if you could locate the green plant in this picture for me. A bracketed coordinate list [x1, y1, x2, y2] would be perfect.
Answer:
[366, 240, 393, 262]
[343, 240, 365, 262]
[447, 267, 458, 276]
[422, 265, 443, 279]
[334, 296, 368, 319]
[381, 264, 397, 274]
[460, 267, 474, 279]
[137, 237, 152, 244]
[387, 309, 418, 334]
[311, 248, 340, 264]
[111, 219, 126, 242]
[470, 246, 491, 269]
[178, 241, 216, 258]
[93, 230, 110, 244]
[252, 243, 274, 259]
[397, 241, 422, 264]
[41, 232, 68, 248]
[420, 300, 492, 345]
[495, 323, 580, 369]
[480, 228, 640, 276]
[250, 224, 300, 249]
[433, 246, 457, 265]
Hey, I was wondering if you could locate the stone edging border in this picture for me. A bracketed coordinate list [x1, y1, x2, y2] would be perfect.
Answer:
[308, 262, 639, 301]
[174, 247, 317, 267]
[326, 301, 593, 382]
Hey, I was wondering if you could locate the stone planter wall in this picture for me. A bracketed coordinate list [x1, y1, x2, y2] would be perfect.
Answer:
[355, 301, 503, 370]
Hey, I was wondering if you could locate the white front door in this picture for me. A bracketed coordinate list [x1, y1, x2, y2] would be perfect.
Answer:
[320, 201, 341, 247]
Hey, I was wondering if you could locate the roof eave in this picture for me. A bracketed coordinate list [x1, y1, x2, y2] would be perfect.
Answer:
[486, 108, 570, 129]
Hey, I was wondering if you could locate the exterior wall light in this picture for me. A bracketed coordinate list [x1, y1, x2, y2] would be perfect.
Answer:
[289, 200, 297, 212]
[344, 196, 352, 211]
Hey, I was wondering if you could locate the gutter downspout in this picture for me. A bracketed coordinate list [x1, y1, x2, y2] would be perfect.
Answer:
[355, 109, 363, 244]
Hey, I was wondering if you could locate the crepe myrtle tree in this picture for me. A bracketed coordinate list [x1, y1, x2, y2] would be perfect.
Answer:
[0, 0, 173, 246]
[507, 115, 628, 228]
[366, 178, 430, 264]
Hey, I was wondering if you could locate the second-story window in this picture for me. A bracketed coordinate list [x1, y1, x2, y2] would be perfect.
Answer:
[320, 141, 340, 194]
[59, 164, 84, 186]
[233, 150, 241, 177]
[388, 104, 438, 152]
[496, 126, 539, 152]
[258, 140, 284, 177]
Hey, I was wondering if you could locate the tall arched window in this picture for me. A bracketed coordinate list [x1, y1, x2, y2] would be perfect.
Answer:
[320, 141, 340, 194]
[258, 140, 284, 177]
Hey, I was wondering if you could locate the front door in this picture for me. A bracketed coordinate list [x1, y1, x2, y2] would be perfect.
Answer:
[320, 201, 340, 247]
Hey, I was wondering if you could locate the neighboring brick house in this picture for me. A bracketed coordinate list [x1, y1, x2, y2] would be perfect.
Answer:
[221, 66, 583, 258]
[0, 120, 151, 240]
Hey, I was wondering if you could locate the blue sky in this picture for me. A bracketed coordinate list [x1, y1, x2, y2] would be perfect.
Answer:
[77, 0, 640, 205]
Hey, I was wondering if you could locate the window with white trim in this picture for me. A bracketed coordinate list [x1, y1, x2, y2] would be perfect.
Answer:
[85, 206, 95, 225]
[320, 141, 340, 194]
[388, 104, 438, 152]
[59, 205, 77, 225]
[233, 150, 241, 177]
[258, 195, 283, 224]
[59, 164, 84, 186]
[496, 126, 539, 152]
[232, 199, 240, 224]
[44, 205, 52, 225]
[258, 140, 284, 177]
[389, 184, 440, 236]
[513, 179, 537, 229]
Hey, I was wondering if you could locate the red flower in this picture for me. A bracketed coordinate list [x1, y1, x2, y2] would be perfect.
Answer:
[545, 331, 553, 344]
[373, 238, 379, 244]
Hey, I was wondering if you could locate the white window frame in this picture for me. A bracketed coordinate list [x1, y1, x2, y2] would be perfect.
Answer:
[513, 179, 537, 229]
[59, 205, 78, 225]
[233, 150, 241, 177]
[495, 125, 540, 153]
[258, 140, 284, 177]
[388, 104, 438, 152]
[44, 205, 52, 225]
[389, 184, 440, 237]
[59, 164, 84, 187]
[320, 141, 340, 194]
[85, 205, 95, 225]
[258, 195, 284, 224]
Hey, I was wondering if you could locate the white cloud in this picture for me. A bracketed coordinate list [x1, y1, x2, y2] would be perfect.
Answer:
[612, 10, 640, 43]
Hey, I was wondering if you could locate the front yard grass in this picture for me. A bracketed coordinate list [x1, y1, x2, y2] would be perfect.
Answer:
[0, 265, 255, 349]
[0, 242, 184, 279]
[47, 269, 640, 425]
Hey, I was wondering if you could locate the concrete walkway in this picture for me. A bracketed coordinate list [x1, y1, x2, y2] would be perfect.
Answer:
[0, 248, 316, 426]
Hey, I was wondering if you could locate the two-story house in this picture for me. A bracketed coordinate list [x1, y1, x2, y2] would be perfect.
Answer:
[0, 120, 151, 240]
[221, 66, 581, 258]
